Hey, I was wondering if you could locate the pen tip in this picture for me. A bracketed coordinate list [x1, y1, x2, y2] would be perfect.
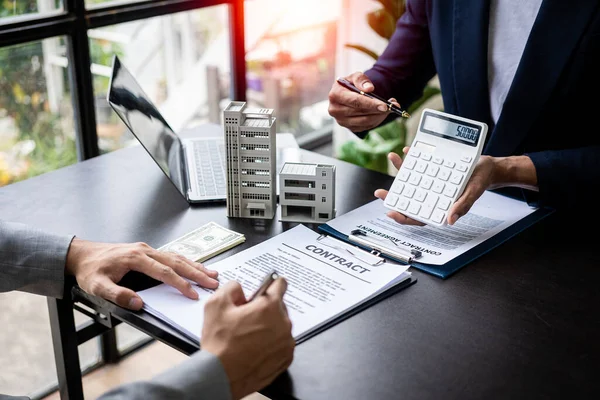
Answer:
[402, 111, 410, 118]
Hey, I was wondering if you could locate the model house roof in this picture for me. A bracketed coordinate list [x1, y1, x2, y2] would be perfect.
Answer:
[226, 103, 245, 112]
[280, 163, 318, 176]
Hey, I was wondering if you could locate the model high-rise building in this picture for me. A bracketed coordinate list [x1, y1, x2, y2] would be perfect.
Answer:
[223, 101, 276, 219]
[279, 162, 336, 223]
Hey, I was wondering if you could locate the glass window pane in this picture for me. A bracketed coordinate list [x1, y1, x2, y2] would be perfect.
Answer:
[245, 0, 340, 138]
[0, 295, 107, 397]
[116, 323, 151, 352]
[0, 0, 63, 22]
[0, 293, 56, 397]
[0, 37, 76, 188]
[91, 5, 232, 154]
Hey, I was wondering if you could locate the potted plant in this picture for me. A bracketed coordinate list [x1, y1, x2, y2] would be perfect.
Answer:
[337, 0, 442, 175]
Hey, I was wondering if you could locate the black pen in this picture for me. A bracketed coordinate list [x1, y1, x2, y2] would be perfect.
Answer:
[336, 77, 410, 118]
[248, 270, 279, 301]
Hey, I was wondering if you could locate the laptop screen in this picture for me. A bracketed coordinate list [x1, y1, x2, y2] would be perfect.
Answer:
[107, 55, 187, 199]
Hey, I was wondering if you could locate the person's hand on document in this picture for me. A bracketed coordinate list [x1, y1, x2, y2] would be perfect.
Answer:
[202, 280, 295, 400]
[65, 238, 220, 310]
[375, 149, 500, 226]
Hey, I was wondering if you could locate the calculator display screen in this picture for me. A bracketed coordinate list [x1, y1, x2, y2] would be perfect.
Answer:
[421, 112, 481, 147]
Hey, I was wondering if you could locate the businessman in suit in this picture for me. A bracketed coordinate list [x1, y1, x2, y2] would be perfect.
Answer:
[328, 0, 600, 226]
[0, 220, 294, 400]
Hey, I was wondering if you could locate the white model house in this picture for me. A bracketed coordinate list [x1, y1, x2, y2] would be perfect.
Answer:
[223, 101, 277, 219]
[279, 162, 336, 223]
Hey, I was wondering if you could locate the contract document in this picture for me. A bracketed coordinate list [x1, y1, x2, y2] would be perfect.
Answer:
[325, 190, 539, 265]
[137, 225, 414, 342]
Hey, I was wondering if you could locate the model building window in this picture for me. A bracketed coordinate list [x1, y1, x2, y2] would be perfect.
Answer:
[242, 181, 270, 188]
[319, 213, 329, 219]
[284, 180, 315, 188]
[322, 184, 326, 190]
[285, 193, 315, 201]
[322, 171, 327, 177]
[243, 193, 270, 200]
[322, 197, 326, 202]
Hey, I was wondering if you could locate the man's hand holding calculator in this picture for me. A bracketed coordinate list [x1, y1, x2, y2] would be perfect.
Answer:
[376, 149, 500, 226]
[375, 109, 540, 227]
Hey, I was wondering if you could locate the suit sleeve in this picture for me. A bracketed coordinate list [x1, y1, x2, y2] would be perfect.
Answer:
[97, 350, 231, 400]
[358, 0, 437, 138]
[525, 146, 600, 209]
[0, 220, 73, 298]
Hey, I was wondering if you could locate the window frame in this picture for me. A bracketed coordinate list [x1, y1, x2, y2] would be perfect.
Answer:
[0, 0, 247, 161]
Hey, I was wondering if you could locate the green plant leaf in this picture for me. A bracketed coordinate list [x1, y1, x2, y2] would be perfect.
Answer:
[372, 119, 405, 141]
[374, 0, 406, 21]
[338, 118, 408, 175]
[338, 139, 390, 174]
[367, 9, 396, 40]
[344, 44, 379, 60]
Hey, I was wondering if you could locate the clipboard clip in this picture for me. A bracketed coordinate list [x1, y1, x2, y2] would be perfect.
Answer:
[348, 229, 422, 265]
[316, 234, 386, 267]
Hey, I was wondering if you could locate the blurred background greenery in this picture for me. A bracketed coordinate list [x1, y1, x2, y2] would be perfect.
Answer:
[337, 0, 442, 174]
[0, 0, 122, 186]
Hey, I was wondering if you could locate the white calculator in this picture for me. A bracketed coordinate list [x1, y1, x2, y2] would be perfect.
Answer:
[384, 108, 488, 227]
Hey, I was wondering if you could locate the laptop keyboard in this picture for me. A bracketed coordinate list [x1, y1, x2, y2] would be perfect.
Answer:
[193, 140, 226, 197]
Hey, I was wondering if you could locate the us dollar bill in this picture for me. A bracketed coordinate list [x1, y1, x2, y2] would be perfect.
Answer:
[159, 221, 245, 262]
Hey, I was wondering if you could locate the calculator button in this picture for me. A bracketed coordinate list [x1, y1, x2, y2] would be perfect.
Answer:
[398, 170, 411, 181]
[409, 149, 421, 157]
[431, 209, 445, 224]
[456, 164, 468, 172]
[402, 185, 416, 198]
[443, 160, 455, 168]
[391, 182, 404, 194]
[460, 155, 472, 163]
[385, 193, 399, 207]
[449, 172, 464, 185]
[433, 156, 444, 165]
[438, 168, 451, 181]
[403, 157, 417, 170]
[426, 164, 439, 177]
[432, 181, 445, 194]
[408, 174, 422, 186]
[424, 193, 439, 209]
[408, 202, 421, 215]
[397, 198, 409, 211]
[414, 189, 427, 202]
[419, 203, 435, 219]
[437, 197, 451, 210]
[415, 161, 428, 173]
[421, 152, 432, 161]
[443, 185, 457, 198]
[420, 177, 433, 189]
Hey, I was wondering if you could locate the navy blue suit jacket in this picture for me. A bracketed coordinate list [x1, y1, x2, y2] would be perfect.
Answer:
[363, 0, 600, 211]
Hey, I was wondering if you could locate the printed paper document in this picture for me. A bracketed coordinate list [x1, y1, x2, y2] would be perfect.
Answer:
[137, 225, 412, 342]
[326, 190, 537, 265]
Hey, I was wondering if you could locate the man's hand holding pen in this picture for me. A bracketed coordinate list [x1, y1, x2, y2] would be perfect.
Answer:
[328, 71, 402, 133]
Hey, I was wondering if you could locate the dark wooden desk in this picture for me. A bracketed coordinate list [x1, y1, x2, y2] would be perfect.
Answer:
[1, 124, 599, 400]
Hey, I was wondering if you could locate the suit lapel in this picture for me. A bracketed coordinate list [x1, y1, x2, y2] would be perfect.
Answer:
[484, 0, 598, 156]
[451, 0, 492, 124]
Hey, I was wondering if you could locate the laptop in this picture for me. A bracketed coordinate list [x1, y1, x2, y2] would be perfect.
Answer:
[107, 55, 227, 203]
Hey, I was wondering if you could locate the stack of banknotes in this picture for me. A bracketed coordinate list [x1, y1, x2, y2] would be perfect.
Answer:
[159, 221, 245, 262]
